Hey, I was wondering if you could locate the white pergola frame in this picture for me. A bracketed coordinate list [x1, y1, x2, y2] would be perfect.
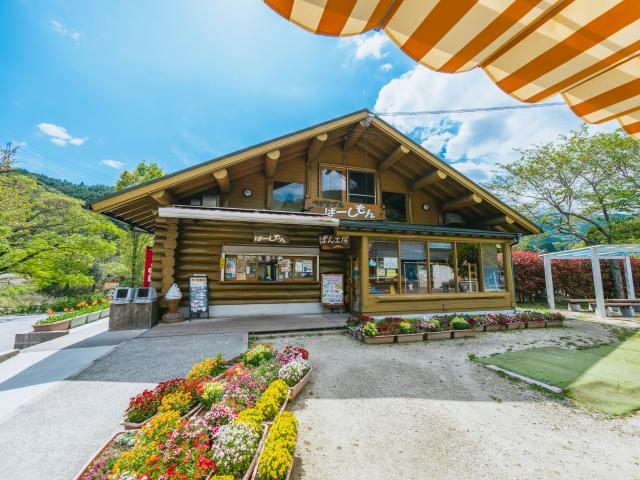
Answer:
[540, 245, 640, 317]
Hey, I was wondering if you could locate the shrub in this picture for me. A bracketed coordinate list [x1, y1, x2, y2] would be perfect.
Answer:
[363, 322, 377, 337]
[278, 359, 311, 387]
[187, 354, 225, 379]
[158, 391, 193, 415]
[451, 317, 471, 330]
[200, 382, 225, 409]
[256, 379, 289, 421]
[256, 412, 298, 480]
[244, 343, 275, 367]
[211, 421, 262, 476]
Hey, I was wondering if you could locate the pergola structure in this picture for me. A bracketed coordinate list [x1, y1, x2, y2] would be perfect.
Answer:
[540, 245, 640, 318]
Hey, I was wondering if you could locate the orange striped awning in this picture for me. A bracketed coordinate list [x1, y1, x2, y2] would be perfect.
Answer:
[264, 0, 640, 140]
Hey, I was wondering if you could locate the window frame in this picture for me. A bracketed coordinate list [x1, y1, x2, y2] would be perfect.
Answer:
[319, 165, 377, 205]
[272, 180, 305, 212]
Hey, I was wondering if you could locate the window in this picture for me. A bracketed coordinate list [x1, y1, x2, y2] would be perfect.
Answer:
[368, 241, 399, 295]
[382, 192, 406, 222]
[400, 242, 428, 294]
[272, 181, 304, 211]
[223, 254, 316, 282]
[482, 244, 506, 291]
[321, 169, 346, 200]
[348, 170, 376, 204]
[457, 243, 480, 292]
[429, 242, 455, 293]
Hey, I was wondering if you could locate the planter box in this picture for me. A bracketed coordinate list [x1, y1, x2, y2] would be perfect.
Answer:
[99, 307, 111, 318]
[363, 334, 395, 344]
[289, 367, 312, 400]
[506, 322, 525, 330]
[526, 321, 546, 329]
[484, 324, 503, 332]
[264, 396, 289, 426]
[74, 430, 137, 480]
[546, 320, 563, 328]
[122, 402, 202, 430]
[32, 318, 70, 332]
[86, 310, 101, 323]
[68, 314, 89, 329]
[475, 326, 484, 332]
[251, 445, 294, 480]
[212, 424, 269, 480]
[426, 330, 452, 340]
[452, 329, 476, 338]
[395, 332, 424, 343]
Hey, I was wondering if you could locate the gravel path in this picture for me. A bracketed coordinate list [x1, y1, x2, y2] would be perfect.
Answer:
[269, 318, 640, 480]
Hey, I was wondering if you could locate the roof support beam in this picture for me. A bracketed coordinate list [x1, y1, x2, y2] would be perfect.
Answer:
[343, 120, 369, 152]
[307, 134, 327, 162]
[411, 169, 447, 190]
[484, 215, 514, 226]
[443, 193, 482, 211]
[150, 189, 176, 207]
[213, 168, 231, 193]
[265, 150, 280, 178]
[378, 144, 410, 172]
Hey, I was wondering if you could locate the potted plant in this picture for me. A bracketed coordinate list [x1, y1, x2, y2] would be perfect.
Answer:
[499, 314, 525, 330]
[479, 314, 502, 331]
[362, 321, 395, 344]
[395, 319, 424, 343]
[451, 316, 476, 338]
[522, 311, 546, 329]
[545, 312, 564, 327]
[424, 318, 450, 340]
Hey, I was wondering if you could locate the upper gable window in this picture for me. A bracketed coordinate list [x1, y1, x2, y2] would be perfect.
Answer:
[272, 181, 304, 211]
[382, 191, 406, 222]
[321, 167, 376, 205]
[348, 170, 376, 204]
[321, 168, 345, 200]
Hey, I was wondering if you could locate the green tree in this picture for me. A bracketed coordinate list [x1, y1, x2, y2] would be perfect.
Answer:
[0, 173, 120, 292]
[486, 127, 640, 297]
[115, 161, 164, 286]
[115, 161, 164, 191]
[1, 142, 18, 172]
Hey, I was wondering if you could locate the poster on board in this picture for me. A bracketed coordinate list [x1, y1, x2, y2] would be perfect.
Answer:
[321, 273, 344, 307]
[189, 274, 209, 319]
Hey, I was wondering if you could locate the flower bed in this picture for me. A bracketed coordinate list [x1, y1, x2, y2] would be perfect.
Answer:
[35, 297, 110, 331]
[351, 311, 565, 344]
[252, 412, 298, 480]
[74, 431, 137, 480]
[79, 343, 308, 480]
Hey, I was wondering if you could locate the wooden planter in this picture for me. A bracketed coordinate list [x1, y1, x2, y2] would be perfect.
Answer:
[74, 430, 137, 480]
[396, 332, 424, 343]
[32, 318, 70, 332]
[289, 367, 312, 400]
[87, 310, 101, 323]
[452, 329, 476, 338]
[122, 403, 202, 430]
[526, 321, 546, 329]
[506, 322, 525, 330]
[68, 314, 89, 329]
[426, 330, 452, 340]
[363, 335, 395, 344]
[484, 324, 502, 331]
[99, 307, 110, 318]
[546, 320, 563, 328]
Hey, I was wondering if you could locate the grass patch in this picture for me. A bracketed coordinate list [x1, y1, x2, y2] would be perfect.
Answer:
[478, 331, 640, 416]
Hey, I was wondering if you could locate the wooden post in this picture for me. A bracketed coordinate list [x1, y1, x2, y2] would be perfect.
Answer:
[543, 254, 555, 310]
[590, 247, 606, 317]
[161, 218, 179, 306]
[504, 242, 515, 307]
[359, 236, 369, 313]
[624, 256, 636, 299]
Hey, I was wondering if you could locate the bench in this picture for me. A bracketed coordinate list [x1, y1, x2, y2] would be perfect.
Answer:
[568, 298, 640, 316]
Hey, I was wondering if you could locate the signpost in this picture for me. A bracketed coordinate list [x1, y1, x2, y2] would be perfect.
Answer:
[304, 197, 384, 220]
[253, 231, 290, 244]
[321, 273, 344, 312]
[188, 274, 209, 320]
[319, 234, 351, 250]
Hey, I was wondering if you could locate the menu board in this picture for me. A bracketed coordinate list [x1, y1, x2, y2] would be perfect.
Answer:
[189, 274, 209, 318]
[321, 273, 344, 306]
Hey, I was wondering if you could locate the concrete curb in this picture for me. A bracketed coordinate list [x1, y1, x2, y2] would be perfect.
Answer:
[483, 364, 563, 393]
[0, 349, 19, 364]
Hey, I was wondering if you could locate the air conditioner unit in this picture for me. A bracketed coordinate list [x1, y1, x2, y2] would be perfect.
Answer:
[111, 287, 136, 304]
[133, 287, 158, 304]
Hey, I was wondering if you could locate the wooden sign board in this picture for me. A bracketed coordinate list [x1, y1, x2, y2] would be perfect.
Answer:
[321, 273, 344, 306]
[253, 231, 289, 244]
[304, 197, 384, 221]
[319, 234, 351, 250]
[188, 274, 209, 318]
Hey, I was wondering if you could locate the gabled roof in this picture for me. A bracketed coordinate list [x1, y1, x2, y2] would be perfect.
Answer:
[90, 109, 540, 235]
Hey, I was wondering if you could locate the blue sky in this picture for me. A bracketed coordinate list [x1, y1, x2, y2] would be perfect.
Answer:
[0, 0, 616, 185]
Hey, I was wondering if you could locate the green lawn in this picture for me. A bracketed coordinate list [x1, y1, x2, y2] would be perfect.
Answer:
[478, 331, 640, 415]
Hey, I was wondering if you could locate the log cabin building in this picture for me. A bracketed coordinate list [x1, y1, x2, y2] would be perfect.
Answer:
[91, 110, 539, 318]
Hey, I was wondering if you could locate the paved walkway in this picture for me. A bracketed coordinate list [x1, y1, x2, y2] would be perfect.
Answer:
[141, 313, 349, 338]
[0, 313, 47, 352]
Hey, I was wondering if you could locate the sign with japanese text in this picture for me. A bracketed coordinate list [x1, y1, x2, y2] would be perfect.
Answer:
[319, 234, 351, 250]
[188, 274, 209, 317]
[321, 273, 344, 306]
[253, 232, 290, 244]
[304, 197, 384, 220]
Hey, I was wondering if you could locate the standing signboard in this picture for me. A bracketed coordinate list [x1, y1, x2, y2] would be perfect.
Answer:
[321, 273, 344, 312]
[188, 274, 209, 320]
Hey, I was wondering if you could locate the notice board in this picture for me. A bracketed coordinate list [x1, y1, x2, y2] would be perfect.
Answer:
[189, 274, 209, 319]
[321, 273, 344, 307]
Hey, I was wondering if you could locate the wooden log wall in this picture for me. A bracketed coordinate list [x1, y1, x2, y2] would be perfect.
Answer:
[150, 218, 347, 307]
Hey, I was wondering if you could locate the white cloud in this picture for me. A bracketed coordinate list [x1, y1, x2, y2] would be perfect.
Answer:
[38, 122, 87, 147]
[373, 66, 618, 182]
[51, 20, 80, 42]
[380, 63, 393, 72]
[340, 32, 390, 60]
[100, 159, 124, 169]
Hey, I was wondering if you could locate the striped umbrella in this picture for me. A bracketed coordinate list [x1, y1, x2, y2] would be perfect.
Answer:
[264, 0, 640, 139]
